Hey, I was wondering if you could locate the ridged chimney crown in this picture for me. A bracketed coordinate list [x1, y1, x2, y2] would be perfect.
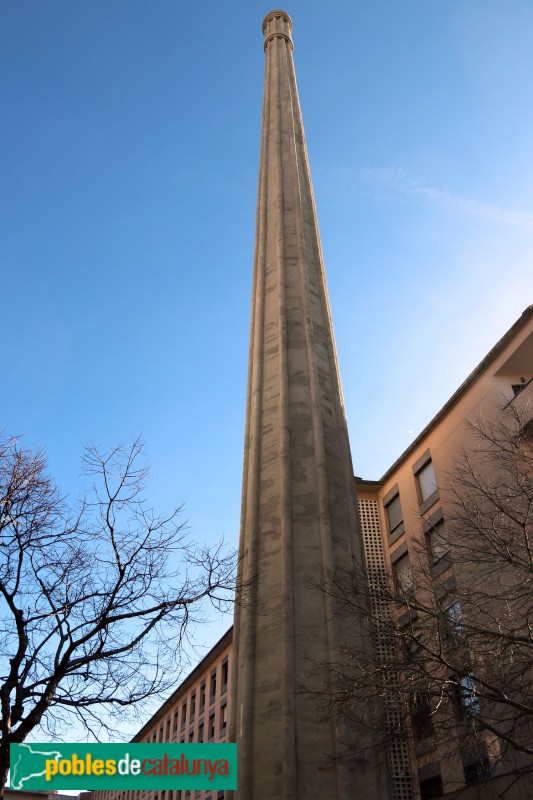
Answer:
[262, 9, 293, 50]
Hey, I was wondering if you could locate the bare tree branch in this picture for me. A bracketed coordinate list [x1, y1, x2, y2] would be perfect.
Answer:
[0, 435, 241, 794]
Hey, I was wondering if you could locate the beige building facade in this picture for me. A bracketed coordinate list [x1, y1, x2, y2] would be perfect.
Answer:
[4, 791, 81, 800]
[357, 305, 533, 799]
[93, 628, 232, 800]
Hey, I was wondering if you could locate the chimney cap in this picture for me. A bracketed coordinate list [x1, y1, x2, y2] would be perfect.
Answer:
[262, 10, 293, 34]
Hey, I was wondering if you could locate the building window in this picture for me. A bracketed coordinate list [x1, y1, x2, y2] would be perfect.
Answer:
[181, 701, 187, 729]
[463, 744, 493, 784]
[419, 774, 443, 799]
[511, 382, 526, 396]
[385, 493, 403, 536]
[417, 460, 437, 502]
[210, 671, 217, 701]
[220, 704, 227, 732]
[173, 710, 179, 734]
[190, 692, 196, 721]
[426, 517, 447, 564]
[209, 713, 215, 740]
[383, 484, 404, 541]
[410, 691, 434, 741]
[392, 552, 412, 597]
[442, 600, 463, 645]
[221, 659, 229, 691]
[198, 721, 204, 743]
[464, 760, 494, 784]
[458, 673, 480, 716]
[200, 681, 206, 710]
[405, 629, 422, 661]
[413, 451, 439, 512]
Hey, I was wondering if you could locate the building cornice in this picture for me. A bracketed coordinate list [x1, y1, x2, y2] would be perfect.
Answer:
[132, 626, 233, 742]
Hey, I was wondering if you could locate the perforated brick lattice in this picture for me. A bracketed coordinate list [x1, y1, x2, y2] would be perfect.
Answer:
[359, 498, 414, 800]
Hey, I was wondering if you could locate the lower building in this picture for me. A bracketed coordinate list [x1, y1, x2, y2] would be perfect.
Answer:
[94, 628, 231, 800]
[4, 792, 82, 800]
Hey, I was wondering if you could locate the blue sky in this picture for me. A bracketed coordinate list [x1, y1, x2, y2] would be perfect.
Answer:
[2, 0, 533, 690]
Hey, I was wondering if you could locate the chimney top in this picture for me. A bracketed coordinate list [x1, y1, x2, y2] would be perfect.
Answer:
[262, 10, 293, 50]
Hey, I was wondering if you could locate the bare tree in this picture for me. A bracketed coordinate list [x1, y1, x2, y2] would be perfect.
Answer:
[0, 435, 237, 794]
[311, 404, 533, 798]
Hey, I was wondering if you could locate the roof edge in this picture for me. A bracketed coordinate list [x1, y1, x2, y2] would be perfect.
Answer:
[132, 626, 233, 742]
[379, 305, 533, 484]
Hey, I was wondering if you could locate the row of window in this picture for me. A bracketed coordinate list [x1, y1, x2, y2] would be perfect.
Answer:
[391, 521, 448, 597]
[381, 451, 493, 797]
[403, 597, 463, 665]
[97, 783, 226, 800]
[179, 704, 227, 743]
[411, 672, 478, 745]
[98, 791, 226, 800]
[143, 658, 229, 744]
[410, 674, 485, 796]
[389, 506, 450, 607]
[418, 747, 494, 800]
[94, 661, 230, 800]
[384, 451, 439, 543]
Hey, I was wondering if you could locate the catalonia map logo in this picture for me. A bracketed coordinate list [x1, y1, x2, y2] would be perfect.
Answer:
[10, 743, 237, 791]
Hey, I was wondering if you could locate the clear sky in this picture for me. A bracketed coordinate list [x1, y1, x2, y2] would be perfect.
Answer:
[2, 0, 533, 708]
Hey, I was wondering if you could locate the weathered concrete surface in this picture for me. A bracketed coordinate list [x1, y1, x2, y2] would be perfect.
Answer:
[230, 11, 391, 800]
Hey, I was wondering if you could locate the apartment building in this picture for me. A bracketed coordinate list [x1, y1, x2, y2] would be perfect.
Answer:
[357, 304, 533, 799]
